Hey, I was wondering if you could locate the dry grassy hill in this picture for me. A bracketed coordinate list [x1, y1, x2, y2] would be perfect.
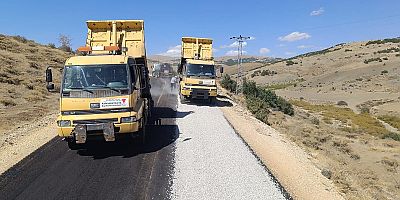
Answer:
[247, 39, 400, 110]
[0, 34, 70, 141]
[241, 38, 400, 199]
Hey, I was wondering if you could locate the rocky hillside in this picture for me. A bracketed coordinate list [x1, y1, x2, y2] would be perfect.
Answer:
[0, 34, 71, 134]
[247, 38, 400, 110]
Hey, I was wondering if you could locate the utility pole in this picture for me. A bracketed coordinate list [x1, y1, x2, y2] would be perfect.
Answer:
[230, 35, 250, 94]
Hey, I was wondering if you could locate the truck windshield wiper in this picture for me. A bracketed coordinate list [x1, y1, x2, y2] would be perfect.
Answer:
[102, 86, 121, 93]
[89, 86, 122, 93]
[66, 87, 94, 94]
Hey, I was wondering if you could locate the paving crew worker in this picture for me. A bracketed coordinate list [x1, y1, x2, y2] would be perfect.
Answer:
[170, 76, 177, 91]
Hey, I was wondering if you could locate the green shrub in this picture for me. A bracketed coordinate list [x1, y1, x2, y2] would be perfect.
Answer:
[366, 38, 400, 46]
[48, 43, 56, 48]
[243, 80, 294, 116]
[376, 47, 400, 54]
[246, 97, 270, 123]
[382, 132, 400, 141]
[286, 60, 297, 66]
[381, 70, 388, 74]
[277, 96, 295, 116]
[221, 74, 237, 92]
[364, 57, 382, 64]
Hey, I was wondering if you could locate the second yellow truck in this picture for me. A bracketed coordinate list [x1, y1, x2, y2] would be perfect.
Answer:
[178, 37, 222, 103]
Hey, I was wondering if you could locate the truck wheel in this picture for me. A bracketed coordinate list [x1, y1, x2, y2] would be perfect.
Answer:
[209, 97, 216, 104]
[138, 111, 147, 144]
[180, 93, 185, 103]
[138, 120, 147, 144]
[67, 139, 83, 150]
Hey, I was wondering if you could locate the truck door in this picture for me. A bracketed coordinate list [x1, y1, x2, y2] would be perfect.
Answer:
[128, 59, 141, 100]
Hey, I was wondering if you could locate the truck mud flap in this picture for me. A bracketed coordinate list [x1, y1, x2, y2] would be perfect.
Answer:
[74, 125, 87, 144]
[102, 123, 115, 142]
[74, 123, 115, 143]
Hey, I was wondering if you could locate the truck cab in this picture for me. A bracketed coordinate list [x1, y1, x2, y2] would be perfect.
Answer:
[179, 59, 217, 102]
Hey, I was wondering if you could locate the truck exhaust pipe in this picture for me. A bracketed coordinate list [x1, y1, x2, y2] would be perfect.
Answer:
[112, 21, 117, 47]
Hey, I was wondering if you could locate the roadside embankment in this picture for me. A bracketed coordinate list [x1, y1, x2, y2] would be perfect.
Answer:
[218, 87, 344, 200]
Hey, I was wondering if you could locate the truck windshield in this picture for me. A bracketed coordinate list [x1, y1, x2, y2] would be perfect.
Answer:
[62, 64, 130, 92]
[186, 64, 215, 77]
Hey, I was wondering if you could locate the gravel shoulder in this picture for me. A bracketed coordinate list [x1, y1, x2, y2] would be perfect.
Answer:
[220, 98, 344, 200]
[0, 112, 57, 174]
[172, 98, 287, 200]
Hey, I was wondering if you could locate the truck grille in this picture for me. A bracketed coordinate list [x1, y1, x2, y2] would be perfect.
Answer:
[73, 118, 118, 125]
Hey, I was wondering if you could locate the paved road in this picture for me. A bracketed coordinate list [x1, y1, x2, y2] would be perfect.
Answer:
[0, 78, 289, 200]
[0, 78, 178, 200]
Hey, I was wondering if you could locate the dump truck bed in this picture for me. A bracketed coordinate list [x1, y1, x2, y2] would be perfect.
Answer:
[85, 20, 145, 58]
[181, 37, 213, 60]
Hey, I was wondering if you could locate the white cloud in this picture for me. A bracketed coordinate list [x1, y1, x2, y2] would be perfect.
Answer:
[285, 52, 295, 55]
[259, 48, 271, 55]
[277, 44, 286, 47]
[213, 48, 219, 53]
[225, 50, 247, 56]
[310, 7, 324, 16]
[278, 32, 311, 42]
[158, 45, 181, 57]
[221, 41, 247, 48]
[297, 45, 314, 49]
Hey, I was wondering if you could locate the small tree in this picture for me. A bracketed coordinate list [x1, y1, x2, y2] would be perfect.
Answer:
[58, 34, 72, 52]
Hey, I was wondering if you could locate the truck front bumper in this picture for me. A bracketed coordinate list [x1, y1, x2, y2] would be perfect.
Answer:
[181, 86, 217, 99]
[57, 112, 140, 138]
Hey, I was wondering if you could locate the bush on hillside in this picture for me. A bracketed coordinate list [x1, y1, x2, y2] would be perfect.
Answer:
[366, 38, 400, 46]
[246, 96, 270, 123]
[221, 76, 295, 123]
[221, 74, 237, 92]
[243, 80, 294, 116]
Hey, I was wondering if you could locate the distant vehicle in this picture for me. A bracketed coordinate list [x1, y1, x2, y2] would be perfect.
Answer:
[45, 20, 151, 149]
[178, 37, 223, 103]
[152, 63, 173, 78]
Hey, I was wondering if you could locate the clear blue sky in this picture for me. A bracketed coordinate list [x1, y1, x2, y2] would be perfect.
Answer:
[1, 0, 399, 58]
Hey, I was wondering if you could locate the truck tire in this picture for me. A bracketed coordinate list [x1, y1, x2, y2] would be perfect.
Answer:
[67, 139, 84, 150]
[209, 97, 216, 104]
[138, 108, 148, 144]
[138, 120, 146, 144]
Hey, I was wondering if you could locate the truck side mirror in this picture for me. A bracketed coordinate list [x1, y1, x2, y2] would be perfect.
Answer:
[46, 67, 53, 82]
[45, 67, 55, 92]
[46, 83, 55, 91]
[220, 66, 224, 74]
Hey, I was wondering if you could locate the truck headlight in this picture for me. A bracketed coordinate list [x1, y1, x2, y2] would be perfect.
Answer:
[121, 116, 137, 123]
[57, 120, 71, 127]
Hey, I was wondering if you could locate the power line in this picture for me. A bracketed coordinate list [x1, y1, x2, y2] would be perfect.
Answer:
[230, 35, 251, 94]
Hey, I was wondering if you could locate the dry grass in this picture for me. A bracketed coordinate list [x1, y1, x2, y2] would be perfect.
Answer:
[378, 115, 400, 130]
[0, 34, 70, 133]
[0, 99, 16, 106]
[290, 100, 389, 136]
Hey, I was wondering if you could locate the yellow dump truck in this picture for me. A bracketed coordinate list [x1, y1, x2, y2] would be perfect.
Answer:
[178, 37, 222, 103]
[45, 20, 151, 149]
